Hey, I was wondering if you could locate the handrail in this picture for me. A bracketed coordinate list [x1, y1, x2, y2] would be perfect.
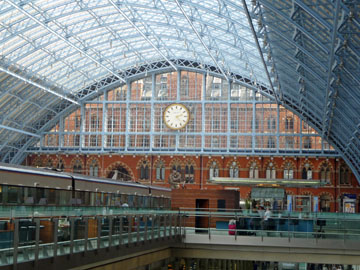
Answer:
[0, 212, 183, 267]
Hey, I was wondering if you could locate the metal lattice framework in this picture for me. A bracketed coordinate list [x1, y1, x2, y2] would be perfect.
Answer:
[0, 0, 359, 180]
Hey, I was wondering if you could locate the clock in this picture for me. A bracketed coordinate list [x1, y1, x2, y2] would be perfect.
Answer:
[163, 103, 190, 130]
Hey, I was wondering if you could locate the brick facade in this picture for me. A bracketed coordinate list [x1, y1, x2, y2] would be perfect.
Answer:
[26, 154, 359, 213]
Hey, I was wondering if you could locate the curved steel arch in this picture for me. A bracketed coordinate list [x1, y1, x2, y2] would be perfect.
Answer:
[1, 59, 272, 165]
[0, 0, 359, 182]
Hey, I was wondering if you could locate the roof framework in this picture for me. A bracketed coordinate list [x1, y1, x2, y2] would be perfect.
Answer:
[0, 0, 359, 180]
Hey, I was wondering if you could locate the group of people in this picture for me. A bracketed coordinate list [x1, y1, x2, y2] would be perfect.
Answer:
[228, 207, 273, 235]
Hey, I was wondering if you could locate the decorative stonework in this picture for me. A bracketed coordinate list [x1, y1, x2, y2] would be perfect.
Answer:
[299, 160, 314, 170]
[226, 160, 240, 169]
[54, 156, 66, 170]
[43, 156, 55, 168]
[301, 191, 313, 196]
[31, 156, 43, 167]
[169, 170, 183, 183]
[86, 157, 100, 173]
[169, 158, 184, 169]
[105, 161, 134, 181]
[246, 159, 260, 169]
[137, 158, 151, 181]
[184, 158, 196, 169]
[280, 160, 296, 170]
[264, 160, 278, 169]
[136, 157, 150, 169]
[70, 157, 84, 170]
[206, 159, 220, 170]
[153, 158, 166, 169]
[317, 160, 333, 171]
[318, 191, 333, 200]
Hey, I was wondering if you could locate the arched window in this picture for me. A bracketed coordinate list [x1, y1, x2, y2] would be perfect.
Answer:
[89, 159, 99, 177]
[73, 159, 82, 174]
[45, 158, 53, 168]
[209, 161, 219, 180]
[320, 163, 331, 184]
[266, 162, 276, 179]
[302, 163, 312, 179]
[283, 162, 294, 179]
[185, 164, 195, 183]
[249, 162, 259, 179]
[229, 161, 239, 178]
[139, 160, 149, 180]
[57, 159, 64, 170]
[339, 164, 350, 185]
[156, 161, 165, 181]
[108, 165, 131, 181]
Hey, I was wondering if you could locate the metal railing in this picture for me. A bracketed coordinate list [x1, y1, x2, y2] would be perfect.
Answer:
[2, 207, 360, 267]
[0, 212, 183, 268]
[179, 208, 360, 242]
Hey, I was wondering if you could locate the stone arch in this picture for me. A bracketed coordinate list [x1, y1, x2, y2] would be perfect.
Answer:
[299, 160, 314, 170]
[44, 156, 55, 168]
[31, 156, 43, 167]
[247, 159, 260, 178]
[246, 159, 261, 169]
[280, 159, 296, 170]
[184, 158, 196, 169]
[300, 191, 313, 196]
[136, 157, 151, 181]
[105, 161, 134, 181]
[318, 160, 333, 184]
[153, 158, 166, 169]
[169, 158, 184, 172]
[318, 191, 334, 201]
[317, 160, 334, 171]
[281, 159, 296, 179]
[226, 159, 240, 178]
[184, 158, 196, 183]
[154, 158, 166, 181]
[206, 159, 221, 180]
[70, 157, 84, 174]
[263, 160, 278, 169]
[205, 159, 221, 169]
[264, 160, 277, 179]
[300, 160, 314, 180]
[226, 159, 240, 169]
[86, 157, 100, 176]
[54, 156, 66, 171]
[338, 162, 351, 185]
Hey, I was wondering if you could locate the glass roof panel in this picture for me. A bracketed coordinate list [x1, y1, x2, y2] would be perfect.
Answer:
[1, 0, 358, 181]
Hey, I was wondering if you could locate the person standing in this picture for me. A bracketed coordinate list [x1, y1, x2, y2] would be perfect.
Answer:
[264, 207, 272, 230]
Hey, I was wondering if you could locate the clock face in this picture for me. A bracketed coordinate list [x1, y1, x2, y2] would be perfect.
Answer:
[163, 104, 190, 130]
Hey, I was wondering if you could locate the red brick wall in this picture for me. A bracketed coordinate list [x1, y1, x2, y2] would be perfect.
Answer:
[26, 154, 359, 213]
[171, 189, 239, 210]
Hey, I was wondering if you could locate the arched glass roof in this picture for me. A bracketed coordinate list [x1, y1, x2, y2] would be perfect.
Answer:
[0, 0, 359, 181]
